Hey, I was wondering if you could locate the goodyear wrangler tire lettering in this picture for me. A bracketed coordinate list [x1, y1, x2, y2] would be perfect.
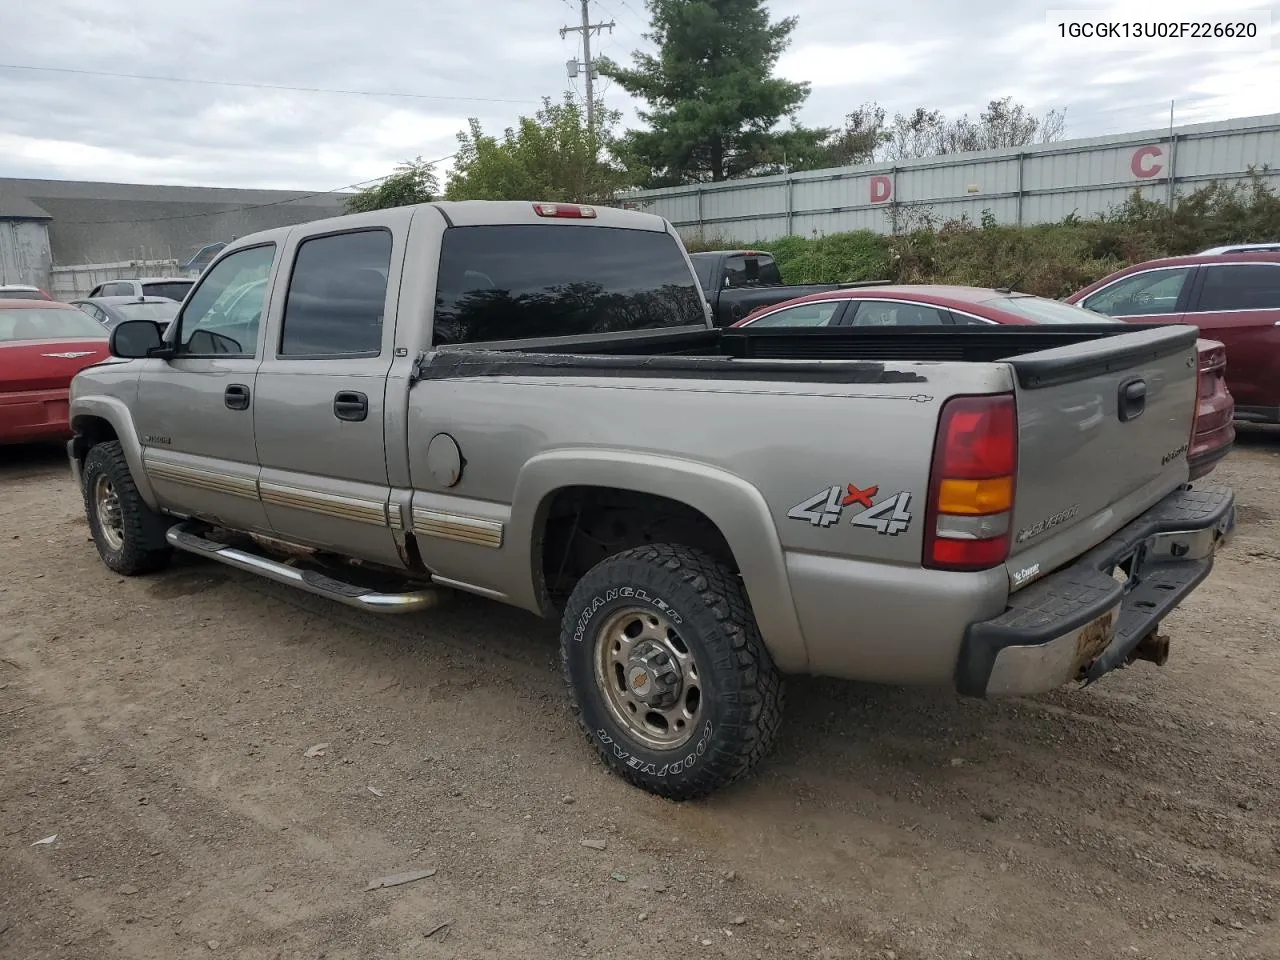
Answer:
[560, 543, 784, 801]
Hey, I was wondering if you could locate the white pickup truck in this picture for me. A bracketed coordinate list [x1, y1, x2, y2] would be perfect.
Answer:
[68, 201, 1235, 798]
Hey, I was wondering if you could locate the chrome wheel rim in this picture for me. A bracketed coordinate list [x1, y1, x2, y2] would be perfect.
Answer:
[94, 474, 124, 552]
[593, 606, 702, 750]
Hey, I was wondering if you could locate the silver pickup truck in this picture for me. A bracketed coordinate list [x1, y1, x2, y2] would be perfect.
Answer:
[67, 200, 1234, 799]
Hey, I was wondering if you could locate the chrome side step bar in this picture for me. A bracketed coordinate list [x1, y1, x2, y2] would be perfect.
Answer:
[166, 522, 445, 614]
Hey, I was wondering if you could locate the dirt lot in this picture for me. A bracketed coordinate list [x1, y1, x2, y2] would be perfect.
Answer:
[2, 435, 1278, 960]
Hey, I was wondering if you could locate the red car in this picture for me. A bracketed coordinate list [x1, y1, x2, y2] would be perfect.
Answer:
[0, 299, 111, 446]
[733, 285, 1234, 480]
[1065, 252, 1280, 425]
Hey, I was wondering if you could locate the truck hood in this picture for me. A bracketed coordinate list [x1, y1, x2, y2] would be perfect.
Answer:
[0, 338, 112, 393]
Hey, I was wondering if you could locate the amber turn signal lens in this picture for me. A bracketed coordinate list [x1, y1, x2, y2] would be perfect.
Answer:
[936, 475, 1014, 516]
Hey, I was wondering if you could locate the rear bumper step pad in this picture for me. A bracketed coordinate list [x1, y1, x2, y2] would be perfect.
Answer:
[957, 485, 1235, 698]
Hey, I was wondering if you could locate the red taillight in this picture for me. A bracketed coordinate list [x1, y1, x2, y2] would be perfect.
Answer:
[923, 394, 1018, 572]
[533, 202, 597, 219]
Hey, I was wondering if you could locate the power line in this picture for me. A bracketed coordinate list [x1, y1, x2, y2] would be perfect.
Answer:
[57, 154, 458, 226]
[0, 63, 537, 105]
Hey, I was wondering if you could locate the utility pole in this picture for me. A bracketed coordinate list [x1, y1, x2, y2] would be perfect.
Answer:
[561, 0, 614, 136]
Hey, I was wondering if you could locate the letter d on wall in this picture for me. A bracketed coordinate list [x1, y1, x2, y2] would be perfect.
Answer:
[870, 175, 892, 204]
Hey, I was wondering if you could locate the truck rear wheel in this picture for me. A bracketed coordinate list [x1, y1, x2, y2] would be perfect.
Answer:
[83, 441, 173, 576]
[560, 543, 784, 800]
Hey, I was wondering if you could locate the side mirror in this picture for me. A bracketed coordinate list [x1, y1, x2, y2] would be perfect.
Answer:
[109, 319, 167, 359]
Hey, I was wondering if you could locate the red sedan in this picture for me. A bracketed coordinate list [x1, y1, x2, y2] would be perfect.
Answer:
[0, 299, 111, 447]
[1065, 251, 1280, 425]
[733, 285, 1235, 480]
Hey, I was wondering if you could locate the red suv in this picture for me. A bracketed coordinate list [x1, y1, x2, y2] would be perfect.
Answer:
[1066, 252, 1280, 424]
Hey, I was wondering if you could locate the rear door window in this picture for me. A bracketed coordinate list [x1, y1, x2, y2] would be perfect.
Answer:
[279, 229, 392, 357]
[433, 225, 705, 345]
[848, 300, 946, 326]
[1195, 263, 1280, 311]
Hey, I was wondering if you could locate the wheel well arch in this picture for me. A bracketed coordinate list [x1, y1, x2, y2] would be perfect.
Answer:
[535, 485, 737, 613]
[69, 415, 120, 462]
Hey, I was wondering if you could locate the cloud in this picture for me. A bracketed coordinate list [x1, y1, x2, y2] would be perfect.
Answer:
[0, 0, 1276, 190]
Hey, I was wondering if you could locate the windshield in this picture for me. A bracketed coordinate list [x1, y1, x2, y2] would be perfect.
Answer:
[116, 301, 181, 321]
[141, 281, 194, 301]
[0, 307, 108, 342]
[0, 289, 45, 300]
[985, 295, 1120, 324]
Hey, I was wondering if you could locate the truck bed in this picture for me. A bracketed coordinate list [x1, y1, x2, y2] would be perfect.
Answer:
[419, 322, 1196, 392]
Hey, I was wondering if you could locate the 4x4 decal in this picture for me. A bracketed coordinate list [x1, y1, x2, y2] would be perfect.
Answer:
[787, 484, 913, 536]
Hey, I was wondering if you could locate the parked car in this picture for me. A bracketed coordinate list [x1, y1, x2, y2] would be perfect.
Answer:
[0, 283, 53, 301]
[1065, 252, 1280, 424]
[72, 295, 182, 330]
[87, 276, 195, 302]
[0, 299, 110, 446]
[1199, 242, 1280, 255]
[69, 200, 1233, 800]
[734, 285, 1235, 480]
[688, 249, 875, 326]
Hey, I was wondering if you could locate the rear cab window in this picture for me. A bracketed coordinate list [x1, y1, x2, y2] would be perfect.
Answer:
[722, 254, 781, 288]
[432, 225, 706, 345]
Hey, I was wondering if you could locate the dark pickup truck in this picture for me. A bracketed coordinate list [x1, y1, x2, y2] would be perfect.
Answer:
[689, 250, 858, 326]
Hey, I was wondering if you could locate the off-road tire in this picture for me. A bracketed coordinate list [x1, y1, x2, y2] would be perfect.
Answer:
[83, 441, 173, 576]
[560, 543, 785, 800]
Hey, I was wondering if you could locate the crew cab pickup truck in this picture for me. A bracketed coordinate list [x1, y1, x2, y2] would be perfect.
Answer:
[68, 201, 1235, 800]
[689, 249, 865, 326]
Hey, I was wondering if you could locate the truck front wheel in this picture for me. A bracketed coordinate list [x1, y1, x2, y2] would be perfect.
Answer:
[83, 441, 173, 576]
[560, 543, 784, 800]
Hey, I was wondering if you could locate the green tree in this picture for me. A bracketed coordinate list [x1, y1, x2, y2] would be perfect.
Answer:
[444, 94, 627, 204]
[345, 158, 439, 213]
[601, 0, 817, 185]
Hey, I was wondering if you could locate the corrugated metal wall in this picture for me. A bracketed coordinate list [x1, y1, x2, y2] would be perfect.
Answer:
[617, 114, 1280, 243]
[0, 220, 53, 290]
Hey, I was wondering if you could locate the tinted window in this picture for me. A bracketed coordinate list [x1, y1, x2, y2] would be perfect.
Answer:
[984, 296, 1120, 324]
[1197, 264, 1280, 311]
[281, 230, 391, 357]
[722, 254, 780, 288]
[0, 288, 46, 300]
[75, 302, 106, 323]
[690, 256, 717, 292]
[0, 307, 107, 342]
[1082, 268, 1191, 317]
[849, 300, 946, 326]
[141, 281, 194, 302]
[433, 225, 705, 345]
[746, 300, 844, 327]
[103, 282, 133, 297]
[178, 245, 275, 356]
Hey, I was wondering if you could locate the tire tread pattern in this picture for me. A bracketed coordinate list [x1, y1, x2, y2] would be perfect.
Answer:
[83, 441, 172, 576]
[561, 542, 784, 800]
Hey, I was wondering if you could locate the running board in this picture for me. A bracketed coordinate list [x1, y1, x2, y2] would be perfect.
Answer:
[165, 522, 444, 614]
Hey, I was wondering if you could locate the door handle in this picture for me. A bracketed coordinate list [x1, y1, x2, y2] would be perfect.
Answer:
[1117, 377, 1146, 422]
[333, 390, 368, 422]
[224, 384, 250, 410]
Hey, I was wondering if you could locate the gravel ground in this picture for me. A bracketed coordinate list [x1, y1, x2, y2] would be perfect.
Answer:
[1, 432, 1278, 960]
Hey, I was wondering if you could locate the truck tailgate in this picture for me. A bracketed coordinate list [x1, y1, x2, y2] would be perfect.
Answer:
[1004, 325, 1199, 578]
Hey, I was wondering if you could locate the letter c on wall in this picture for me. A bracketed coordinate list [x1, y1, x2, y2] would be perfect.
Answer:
[870, 175, 892, 204]
[1130, 145, 1163, 179]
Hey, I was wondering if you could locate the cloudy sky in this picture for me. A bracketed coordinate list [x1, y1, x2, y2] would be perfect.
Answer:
[1, 0, 1277, 191]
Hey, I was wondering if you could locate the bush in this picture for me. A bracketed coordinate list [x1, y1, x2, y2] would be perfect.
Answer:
[683, 172, 1279, 299]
